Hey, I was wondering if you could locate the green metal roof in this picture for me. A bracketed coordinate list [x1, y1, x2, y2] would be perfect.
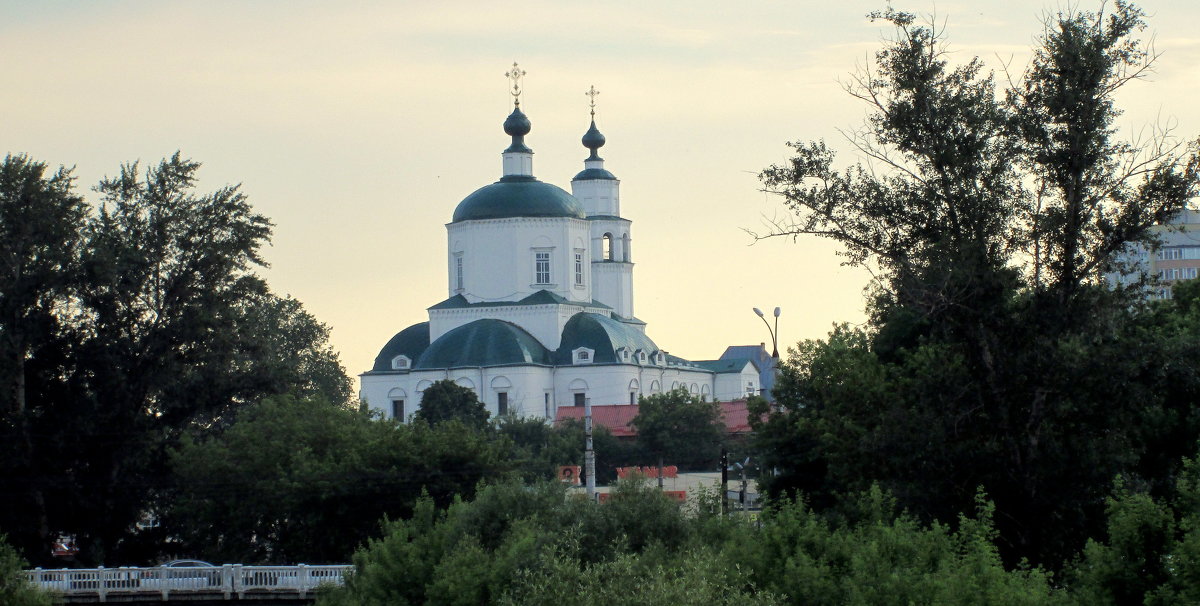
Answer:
[453, 177, 586, 222]
[556, 312, 661, 364]
[692, 358, 758, 374]
[370, 322, 431, 372]
[572, 168, 617, 181]
[415, 319, 553, 369]
[428, 290, 612, 311]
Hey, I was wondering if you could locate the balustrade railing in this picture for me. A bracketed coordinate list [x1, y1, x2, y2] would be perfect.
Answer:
[25, 564, 352, 600]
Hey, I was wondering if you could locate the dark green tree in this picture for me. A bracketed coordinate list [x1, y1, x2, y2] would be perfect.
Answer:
[165, 395, 512, 564]
[0, 533, 51, 606]
[0, 155, 87, 555]
[631, 388, 724, 473]
[413, 379, 490, 430]
[752, 3, 1200, 566]
[0, 153, 353, 566]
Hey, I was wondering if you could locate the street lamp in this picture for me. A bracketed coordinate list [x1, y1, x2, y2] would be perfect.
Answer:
[752, 306, 781, 360]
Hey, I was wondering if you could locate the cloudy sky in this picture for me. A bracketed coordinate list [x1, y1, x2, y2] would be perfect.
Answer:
[4, 1, 1200, 388]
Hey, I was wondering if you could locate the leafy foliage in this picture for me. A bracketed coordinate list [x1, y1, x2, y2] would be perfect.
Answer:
[0, 533, 51, 606]
[752, 3, 1200, 567]
[0, 153, 352, 565]
[414, 379, 490, 430]
[165, 395, 512, 564]
[320, 477, 1076, 606]
[631, 388, 725, 470]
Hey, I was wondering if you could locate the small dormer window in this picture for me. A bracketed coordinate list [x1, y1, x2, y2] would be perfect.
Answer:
[617, 347, 630, 363]
[391, 355, 411, 370]
[573, 347, 594, 365]
[637, 351, 647, 364]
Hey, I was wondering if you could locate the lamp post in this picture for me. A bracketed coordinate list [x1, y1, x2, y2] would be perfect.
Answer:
[752, 306, 781, 360]
[752, 307, 781, 399]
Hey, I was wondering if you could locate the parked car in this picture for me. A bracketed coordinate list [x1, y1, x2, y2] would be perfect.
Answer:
[138, 560, 221, 590]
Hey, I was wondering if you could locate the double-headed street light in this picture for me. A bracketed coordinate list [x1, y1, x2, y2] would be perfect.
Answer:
[752, 306, 781, 360]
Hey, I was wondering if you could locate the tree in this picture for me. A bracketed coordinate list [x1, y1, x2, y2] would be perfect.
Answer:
[165, 395, 512, 564]
[0, 155, 87, 553]
[752, 3, 1200, 566]
[0, 533, 51, 606]
[0, 153, 354, 566]
[631, 389, 724, 475]
[413, 379, 490, 430]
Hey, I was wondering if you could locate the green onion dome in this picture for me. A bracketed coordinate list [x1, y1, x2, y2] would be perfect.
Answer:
[453, 177, 586, 222]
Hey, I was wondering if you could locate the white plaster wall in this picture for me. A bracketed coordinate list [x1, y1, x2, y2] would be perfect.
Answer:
[571, 161, 620, 216]
[589, 218, 631, 262]
[428, 304, 612, 351]
[447, 217, 592, 304]
[361, 366, 558, 421]
[592, 262, 634, 319]
[552, 363, 646, 408]
[714, 365, 759, 401]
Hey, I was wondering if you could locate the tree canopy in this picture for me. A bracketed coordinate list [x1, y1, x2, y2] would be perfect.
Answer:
[631, 389, 725, 471]
[752, 2, 1200, 567]
[0, 153, 352, 566]
[413, 379, 490, 430]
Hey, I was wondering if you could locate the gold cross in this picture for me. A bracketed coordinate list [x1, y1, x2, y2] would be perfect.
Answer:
[506, 62, 526, 105]
[585, 85, 600, 117]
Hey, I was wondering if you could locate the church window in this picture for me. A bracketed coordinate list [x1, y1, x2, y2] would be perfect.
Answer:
[574, 392, 586, 407]
[544, 392, 551, 418]
[629, 392, 636, 405]
[574, 250, 584, 286]
[573, 347, 594, 364]
[498, 392, 508, 416]
[455, 254, 464, 291]
[535, 251, 551, 284]
[391, 355, 410, 370]
[603, 233, 613, 260]
[391, 400, 405, 420]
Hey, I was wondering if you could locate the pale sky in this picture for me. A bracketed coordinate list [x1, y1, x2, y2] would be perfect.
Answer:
[4, 1, 1200, 388]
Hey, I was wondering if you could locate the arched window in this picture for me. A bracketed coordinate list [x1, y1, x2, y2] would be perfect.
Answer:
[569, 378, 589, 407]
[622, 233, 631, 262]
[388, 388, 408, 421]
[603, 233, 613, 261]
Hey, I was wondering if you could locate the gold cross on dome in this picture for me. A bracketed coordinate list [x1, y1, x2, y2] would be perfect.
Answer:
[506, 62, 526, 105]
[586, 85, 600, 117]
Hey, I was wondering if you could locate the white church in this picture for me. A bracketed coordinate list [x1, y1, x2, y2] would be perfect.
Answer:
[360, 71, 761, 421]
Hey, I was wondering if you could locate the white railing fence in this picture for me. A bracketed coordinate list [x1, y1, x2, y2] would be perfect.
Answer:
[25, 564, 353, 600]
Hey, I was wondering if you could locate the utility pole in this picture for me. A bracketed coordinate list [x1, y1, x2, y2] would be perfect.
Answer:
[736, 457, 750, 513]
[584, 397, 596, 501]
[720, 447, 728, 516]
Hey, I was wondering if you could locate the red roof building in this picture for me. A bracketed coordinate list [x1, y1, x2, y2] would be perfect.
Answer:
[554, 400, 757, 437]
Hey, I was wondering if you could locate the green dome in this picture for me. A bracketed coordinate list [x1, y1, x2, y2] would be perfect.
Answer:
[582, 119, 606, 156]
[371, 322, 431, 371]
[556, 313, 661, 364]
[453, 177, 587, 222]
[416, 319, 553, 369]
[572, 168, 617, 181]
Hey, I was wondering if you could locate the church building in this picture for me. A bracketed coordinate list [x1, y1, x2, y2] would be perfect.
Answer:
[360, 69, 760, 421]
